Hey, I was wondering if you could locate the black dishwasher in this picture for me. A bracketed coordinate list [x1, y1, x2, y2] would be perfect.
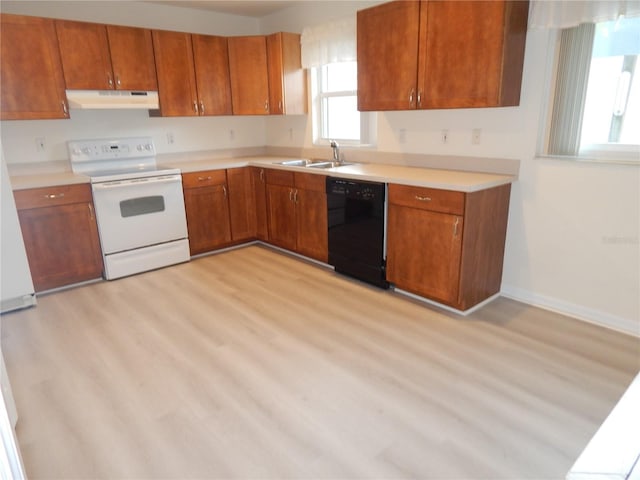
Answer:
[326, 177, 389, 288]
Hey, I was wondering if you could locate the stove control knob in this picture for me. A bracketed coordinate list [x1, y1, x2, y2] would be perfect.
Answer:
[137, 144, 144, 151]
[144, 144, 153, 151]
[72, 148, 82, 155]
[81, 147, 91, 155]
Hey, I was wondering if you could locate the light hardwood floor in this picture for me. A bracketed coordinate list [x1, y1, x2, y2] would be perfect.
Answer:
[2, 245, 639, 479]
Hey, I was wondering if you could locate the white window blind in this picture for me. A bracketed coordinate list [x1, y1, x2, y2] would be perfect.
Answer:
[300, 17, 356, 68]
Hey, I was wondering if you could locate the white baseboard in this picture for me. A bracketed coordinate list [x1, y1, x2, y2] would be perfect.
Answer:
[501, 285, 639, 338]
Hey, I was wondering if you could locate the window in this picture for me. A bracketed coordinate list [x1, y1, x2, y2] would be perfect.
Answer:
[312, 61, 374, 146]
[546, 16, 640, 162]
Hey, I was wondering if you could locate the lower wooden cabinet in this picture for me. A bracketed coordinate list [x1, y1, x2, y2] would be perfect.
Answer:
[227, 167, 257, 242]
[182, 170, 232, 255]
[14, 184, 103, 292]
[264, 169, 328, 263]
[252, 167, 269, 241]
[387, 183, 511, 310]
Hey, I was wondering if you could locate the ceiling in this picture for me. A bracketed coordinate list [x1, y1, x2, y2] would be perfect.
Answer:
[145, 1, 305, 18]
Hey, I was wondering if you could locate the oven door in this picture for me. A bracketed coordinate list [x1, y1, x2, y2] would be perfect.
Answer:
[91, 174, 188, 254]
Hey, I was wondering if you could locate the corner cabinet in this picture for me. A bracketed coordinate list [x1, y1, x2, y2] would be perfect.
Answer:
[0, 14, 68, 120]
[267, 32, 307, 115]
[14, 184, 103, 292]
[55, 20, 157, 91]
[357, 0, 529, 111]
[152, 30, 232, 117]
[386, 183, 511, 310]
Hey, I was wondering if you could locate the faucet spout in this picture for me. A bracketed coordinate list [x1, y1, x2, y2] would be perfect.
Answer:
[330, 140, 341, 164]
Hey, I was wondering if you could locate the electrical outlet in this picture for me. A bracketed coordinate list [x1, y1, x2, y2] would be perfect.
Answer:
[441, 129, 449, 144]
[35, 137, 45, 152]
[472, 128, 482, 145]
[166, 132, 174, 145]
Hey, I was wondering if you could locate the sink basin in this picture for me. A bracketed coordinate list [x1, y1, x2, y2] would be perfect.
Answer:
[274, 159, 354, 169]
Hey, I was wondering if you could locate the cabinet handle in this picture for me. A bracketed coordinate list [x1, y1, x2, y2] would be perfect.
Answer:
[293, 189, 298, 204]
[116, 75, 121, 87]
[200, 102, 205, 115]
[44, 193, 65, 199]
[62, 101, 68, 116]
[197, 176, 212, 182]
[417, 90, 422, 108]
[415, 195, 431, 202]
[259, 169, 265, 182]
[264, 100, 269, 111]
[88, 203, 94, 220]
[278, 100, 283, 111]
[409, 88, 415, 107]
[222, 185, 227, 197]
[453, 217, 460, 237]
[289, 189, 293, 202]
[107, 75, 113, 87]
[193, 102, 199, 114]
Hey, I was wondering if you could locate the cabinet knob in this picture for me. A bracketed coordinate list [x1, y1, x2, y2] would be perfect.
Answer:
[415, 195, 431, 202]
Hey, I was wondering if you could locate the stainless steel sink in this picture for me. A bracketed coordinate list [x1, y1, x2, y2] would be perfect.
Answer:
[274, 159, 354, 169]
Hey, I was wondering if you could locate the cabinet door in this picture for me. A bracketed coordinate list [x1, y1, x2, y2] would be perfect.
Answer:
[107, 25, 158, 91]
[266, 184, 296, 251]
[228, 36, 270, 115]
[252, 168, 269, 241]
[18, 203, 103, 292]
[357, 1, 421, 111]
[419, 1, 525, 108]
[152, 30, 199, 116]
[55, 20, 114, 90]
[0, 14, 68, 120]
[267, 32, 307, 115]
[387, 205, 463, 306]
[192, 34, 233, 116]
[184, 185, 232, 255]
[296, 189, 328, 263]
[227, 167, 256, 242]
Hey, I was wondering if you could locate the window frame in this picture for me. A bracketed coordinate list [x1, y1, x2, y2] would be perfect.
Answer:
[311, 63, 375, 148]
[539, 21, 640, 165]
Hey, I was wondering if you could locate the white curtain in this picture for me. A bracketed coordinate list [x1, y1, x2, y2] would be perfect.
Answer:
[300, 17, 356, 68]
[529, 0, 640, 29]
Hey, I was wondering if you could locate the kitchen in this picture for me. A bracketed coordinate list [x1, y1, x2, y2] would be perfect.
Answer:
[1, 0, 639, 478]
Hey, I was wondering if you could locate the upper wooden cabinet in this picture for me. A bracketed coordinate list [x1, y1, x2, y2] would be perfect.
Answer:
[55, 20, 157, 91]
[0, 14, 68, 120]
[228, 36, 271, 115]
[152, 30, 232, 117]
[267, 32, 307, 115]
[357, 0, 528, 111]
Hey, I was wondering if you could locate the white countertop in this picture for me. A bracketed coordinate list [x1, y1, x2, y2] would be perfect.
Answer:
[10, 155, 515, 193]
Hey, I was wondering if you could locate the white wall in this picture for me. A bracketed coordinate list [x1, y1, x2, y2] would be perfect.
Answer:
[0, 1, 267, 163]
[262, 7, 640, 335]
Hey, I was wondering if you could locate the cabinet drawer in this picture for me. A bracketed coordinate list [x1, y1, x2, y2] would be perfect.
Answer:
[182, 170, 227, 188]
[388, 184, 465, 215]
[14, 183, 92, 210]
[265, 168, 294, 187]
[294, 172, 325, 192]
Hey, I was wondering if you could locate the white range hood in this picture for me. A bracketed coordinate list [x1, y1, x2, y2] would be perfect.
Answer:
[65, 90, 159, 110]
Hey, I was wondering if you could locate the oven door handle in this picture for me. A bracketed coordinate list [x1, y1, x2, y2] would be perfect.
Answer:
[92, 175, 183, 190]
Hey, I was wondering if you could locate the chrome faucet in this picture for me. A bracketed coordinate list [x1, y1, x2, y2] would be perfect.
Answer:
[330, 140, 341, 164]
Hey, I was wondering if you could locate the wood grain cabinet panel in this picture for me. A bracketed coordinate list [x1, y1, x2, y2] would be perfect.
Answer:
[267, 32, 307, 115]
[153, 30, 232, 117]
[357, 0, 528, 111]
[252, 167, 269, 241]
[264, 170, 327, 262]
[56, 20, 157, 91]
[227, 167, 257, 242]
[183, 171, 232, 255]
[228, 36, 270, 115]
[14, 184, 103, 292]
[387, 183, 511, 310]
[0, 14, 68, 120]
